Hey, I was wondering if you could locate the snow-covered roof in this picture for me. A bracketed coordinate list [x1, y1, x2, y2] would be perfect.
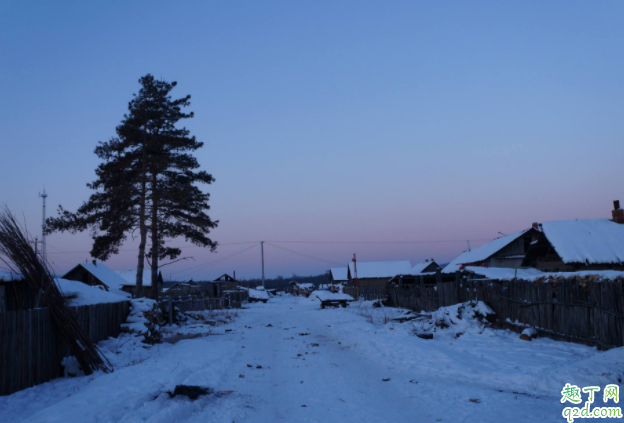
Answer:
[442, 230, 530, 274]
[464, 266, 624, 282]
[0, 270, 22, 281]
[64, 263, 130, 297]
[296, 283, 315, 289]
[330, 267, 348, 281]
[117, 269, 159, 287]
[411, 261, 440, 276]
[540, 219, 624, 265]
[56, 278, 128, 306]
[348, 260, 412, 279]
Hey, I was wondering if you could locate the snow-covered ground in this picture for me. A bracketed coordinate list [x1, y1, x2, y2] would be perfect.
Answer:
[1, 296, 622, 423]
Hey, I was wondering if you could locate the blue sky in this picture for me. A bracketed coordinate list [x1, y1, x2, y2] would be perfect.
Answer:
[1, 1, 623, 279]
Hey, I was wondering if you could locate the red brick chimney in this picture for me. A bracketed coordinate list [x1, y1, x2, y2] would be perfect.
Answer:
[612, 200, 624, 224]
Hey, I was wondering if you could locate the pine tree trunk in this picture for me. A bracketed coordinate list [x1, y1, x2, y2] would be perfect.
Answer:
[135, 140, 148, 298]
[150, 172, 159, 300]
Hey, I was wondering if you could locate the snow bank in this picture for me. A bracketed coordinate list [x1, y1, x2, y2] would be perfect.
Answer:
[122, 298, 161, 341]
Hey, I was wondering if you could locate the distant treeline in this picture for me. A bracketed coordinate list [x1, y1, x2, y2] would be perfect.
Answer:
[243, 272, 331, 290]
[171, 272, 331, 291]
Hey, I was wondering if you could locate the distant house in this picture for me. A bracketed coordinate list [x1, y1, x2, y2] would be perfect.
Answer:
[411, 259, 442, 276]
[186, 280, 202, 295]
[442, 229, 538, 274]
[198, 274, 241, 298]
[117, 269, 163, 297]
[522, 208, 624, 272]
[347, 260, 413, 289]
[387, 259, 443, 286]
[329, 267, 348, 284]
[62, 262, 130, 298]
[163, 282, 189, 296]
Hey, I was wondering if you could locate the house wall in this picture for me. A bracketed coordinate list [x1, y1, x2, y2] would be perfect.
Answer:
[349, 278, 390, 289]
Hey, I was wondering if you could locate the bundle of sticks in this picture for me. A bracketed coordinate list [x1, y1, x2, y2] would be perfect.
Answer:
[0, 207, 113, 375]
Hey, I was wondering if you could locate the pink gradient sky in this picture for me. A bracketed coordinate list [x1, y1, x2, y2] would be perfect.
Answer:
[1, 2, 623, 280]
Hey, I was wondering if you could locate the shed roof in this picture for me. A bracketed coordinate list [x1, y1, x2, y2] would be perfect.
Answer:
[348, 260, 412, 279]
[63, 263, 130, 297]
[411, 260, 440, 276]
[56, 278, 128, 306]
[540, 219, 624, 265]
[329, 267, 348, 281]
[442, 230, 530, 274]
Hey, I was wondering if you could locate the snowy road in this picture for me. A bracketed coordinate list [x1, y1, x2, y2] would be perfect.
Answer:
[2, 296, 623, 423]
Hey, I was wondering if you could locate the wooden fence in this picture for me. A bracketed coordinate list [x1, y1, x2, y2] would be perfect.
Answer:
[0, 301, 130, 396]
[387, 275, 624, 350]
[159, 296, 225, 314]
[343, 287, 386, 302]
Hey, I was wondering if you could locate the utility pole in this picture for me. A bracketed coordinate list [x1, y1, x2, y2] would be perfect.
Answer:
[261, 241, 265, 288]
[33, 236, 39, 256]
[352, 253, 358, 301]
[39, 189, 48, 263]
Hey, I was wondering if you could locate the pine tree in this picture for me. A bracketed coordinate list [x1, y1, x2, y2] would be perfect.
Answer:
[47, 75, 218, 297]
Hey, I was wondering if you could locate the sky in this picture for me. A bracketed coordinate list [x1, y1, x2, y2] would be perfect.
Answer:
[1, 1, 623, 280]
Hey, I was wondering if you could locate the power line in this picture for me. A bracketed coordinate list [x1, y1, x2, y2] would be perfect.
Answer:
[171, 243, 260, 278]
[265, 239, 493, 245]
[265, 242, 344, 266]
[45, 241, 260, 255]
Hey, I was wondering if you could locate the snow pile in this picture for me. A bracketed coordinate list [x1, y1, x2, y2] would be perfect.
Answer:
[410, 301, 495, 335]
[121, 298, 162, 343]
[56, 278, 128, 306]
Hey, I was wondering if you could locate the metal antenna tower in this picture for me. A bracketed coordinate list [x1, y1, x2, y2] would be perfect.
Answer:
[39, 188, 48, 263]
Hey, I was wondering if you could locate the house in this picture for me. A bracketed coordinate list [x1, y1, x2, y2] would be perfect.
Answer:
[163, 282, 189, 296]
[522, 202, 624, 272]
[0, 271, 33, 311]
[62, 262, 131, 298]
[197, 274, 242, 298]
[442, 229, 538, 274]
[117, 269, 163, 297]
[389, 259, 443, 287]
[411, 259, 442, 276]
[1, 270, 127, 311]
[347, 260, 413, 289]
[329, 267, 348, 284]
[186, 280, 202, 294]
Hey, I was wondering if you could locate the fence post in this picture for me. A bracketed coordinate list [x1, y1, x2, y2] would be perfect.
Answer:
[168, 297, 173, 326]
[436, 268, 442, 308]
